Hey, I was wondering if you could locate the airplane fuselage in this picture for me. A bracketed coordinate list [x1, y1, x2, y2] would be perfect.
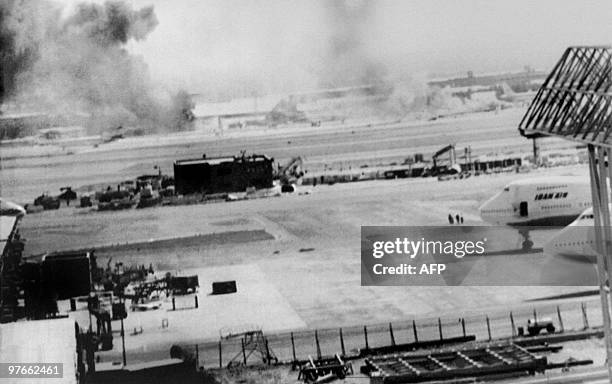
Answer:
[479, 176, 591, 227]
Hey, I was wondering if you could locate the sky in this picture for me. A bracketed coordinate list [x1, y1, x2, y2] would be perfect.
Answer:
[72, 0, 612, 97]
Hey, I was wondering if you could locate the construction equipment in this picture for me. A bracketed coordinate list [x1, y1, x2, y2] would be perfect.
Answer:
[98, 260, 152, 296]
[520, 318, 556, 336]
[425, 144, 461, 176]
[97, 187, 135, 211]
[129, 278, 168, 309]
[220, 326, 278, 368]
[97, 188, 132, 203]
[299, 354, 353, 383]
[79, 194, 93, 208]
[33, 193, 60, 210]
[58, 186, 77, 204]
[136, 184, 161, 208]
[276, 156, 304, 188]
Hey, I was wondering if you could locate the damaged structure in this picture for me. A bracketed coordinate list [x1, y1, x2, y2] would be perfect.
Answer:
[173, 153, 274, 195]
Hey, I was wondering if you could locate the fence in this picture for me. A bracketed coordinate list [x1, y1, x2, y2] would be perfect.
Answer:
[173, 300, 602, 369]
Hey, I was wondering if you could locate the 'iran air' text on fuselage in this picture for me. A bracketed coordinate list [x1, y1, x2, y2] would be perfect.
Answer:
[479, 176, 591, 249]
[480, 176, 591, 226]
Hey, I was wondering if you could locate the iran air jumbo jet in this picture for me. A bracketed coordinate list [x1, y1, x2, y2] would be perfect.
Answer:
[543, 207, 598, 263]
[479, 176, 591, 249]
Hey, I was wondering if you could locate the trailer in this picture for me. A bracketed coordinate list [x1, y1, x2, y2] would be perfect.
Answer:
[364, 343, 547, 383]
[298, 354, 353, 383]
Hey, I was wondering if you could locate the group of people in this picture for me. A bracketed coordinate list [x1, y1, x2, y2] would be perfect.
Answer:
[448, 213, 464, 225]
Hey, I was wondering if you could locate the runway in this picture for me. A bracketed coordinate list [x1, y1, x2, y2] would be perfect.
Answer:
[0, 108, 575, 203]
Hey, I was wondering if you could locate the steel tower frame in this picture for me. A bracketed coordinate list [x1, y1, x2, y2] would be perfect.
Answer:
[519, 45, 612, 378]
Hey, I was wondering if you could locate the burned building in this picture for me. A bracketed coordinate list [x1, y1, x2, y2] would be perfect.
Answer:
[174, 154, 274, 195]
[22, 250, 95, 320]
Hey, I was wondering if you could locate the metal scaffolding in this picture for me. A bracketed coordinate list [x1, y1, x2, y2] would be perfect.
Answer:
[519, 45, 612, 378]
[364, 343, 547, 382]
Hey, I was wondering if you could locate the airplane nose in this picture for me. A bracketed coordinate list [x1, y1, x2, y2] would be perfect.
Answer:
[479, 192, 508, 224]
[544, 223, 579, 256]
[544, 224, 596, 261]
[479, 199, 490, 212]
[478, 196, 495, 217]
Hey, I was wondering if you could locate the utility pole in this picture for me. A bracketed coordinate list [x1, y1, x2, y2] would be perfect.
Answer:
[120, 297, 127, 367]
[532, 137, 539, 166]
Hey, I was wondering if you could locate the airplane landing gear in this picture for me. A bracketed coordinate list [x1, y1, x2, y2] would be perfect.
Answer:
[519, 228, 534, 250]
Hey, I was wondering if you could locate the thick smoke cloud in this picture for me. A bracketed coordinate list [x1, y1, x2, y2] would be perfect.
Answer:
[0, 0, 41, 103]
[314, 1, 494, 119]
[67, 2, 157, 46]
[317, 1, 388, 88]
[0, 0, 194, 134]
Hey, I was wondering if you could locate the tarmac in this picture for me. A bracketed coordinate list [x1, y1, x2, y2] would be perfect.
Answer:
[4, 109, 605, 371]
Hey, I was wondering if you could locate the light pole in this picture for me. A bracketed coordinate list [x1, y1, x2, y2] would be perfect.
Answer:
[120, 296, 127, 367]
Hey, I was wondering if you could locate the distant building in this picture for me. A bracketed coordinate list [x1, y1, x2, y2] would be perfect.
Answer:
[428, 70, 547, 89]
[173, 154, 274, 195]
[266, 97, 308, 126]
[0, 113, 88, 141]
[191, 84, 393, 131]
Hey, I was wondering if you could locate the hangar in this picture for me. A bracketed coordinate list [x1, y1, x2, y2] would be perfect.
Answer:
[173, 153, 274, 195]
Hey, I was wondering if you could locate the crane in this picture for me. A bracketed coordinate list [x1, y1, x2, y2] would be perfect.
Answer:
[426, 144, 461, 176]
[276, 157, 304, 185]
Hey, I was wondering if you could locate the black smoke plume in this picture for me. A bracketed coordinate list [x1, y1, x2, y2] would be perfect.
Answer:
[0, 0, 194, 135]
